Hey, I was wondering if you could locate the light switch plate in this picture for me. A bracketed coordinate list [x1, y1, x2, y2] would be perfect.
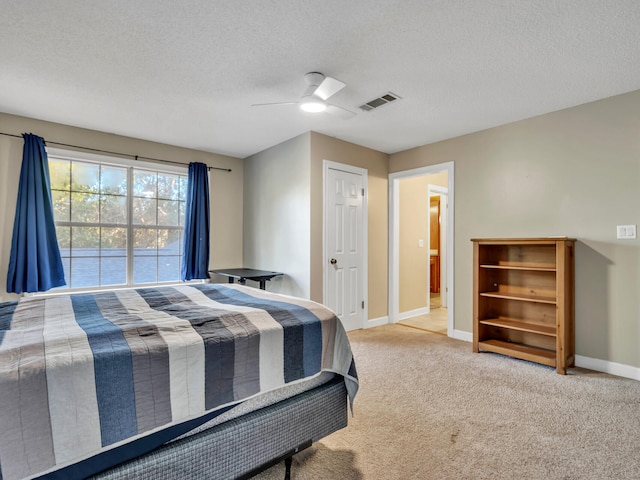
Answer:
[617, 225, 637, 239]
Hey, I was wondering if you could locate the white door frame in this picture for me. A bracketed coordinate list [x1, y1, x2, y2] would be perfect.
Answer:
[389, 162, 454, 336]
[427, 184, 448, 308]
[323, 160, 368, 329]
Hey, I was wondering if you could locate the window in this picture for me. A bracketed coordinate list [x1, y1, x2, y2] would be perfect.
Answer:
[47, 149, 188, 290]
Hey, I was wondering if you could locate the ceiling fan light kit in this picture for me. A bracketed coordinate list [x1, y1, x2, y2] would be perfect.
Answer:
[300, 95, 327, 112]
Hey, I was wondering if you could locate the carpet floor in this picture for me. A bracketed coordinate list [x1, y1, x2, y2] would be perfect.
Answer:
[253, 324, 640, 479]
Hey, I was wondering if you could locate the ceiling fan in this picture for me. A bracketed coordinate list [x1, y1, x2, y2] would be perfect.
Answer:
[252, 72, 356, 119]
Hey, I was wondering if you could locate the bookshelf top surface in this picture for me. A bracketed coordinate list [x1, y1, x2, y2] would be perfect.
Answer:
[471, 237, 576, 244]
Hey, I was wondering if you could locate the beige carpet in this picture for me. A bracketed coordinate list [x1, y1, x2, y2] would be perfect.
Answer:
[253, 324, 640, 479]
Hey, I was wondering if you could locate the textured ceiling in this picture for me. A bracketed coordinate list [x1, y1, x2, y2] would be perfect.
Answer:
[2, 1, 640, 159]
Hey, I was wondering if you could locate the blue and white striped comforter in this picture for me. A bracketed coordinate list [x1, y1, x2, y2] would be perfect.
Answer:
[0, 283, 358, 480]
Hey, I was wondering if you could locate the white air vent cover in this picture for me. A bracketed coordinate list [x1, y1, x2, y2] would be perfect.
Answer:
[358, 92, 401, 111]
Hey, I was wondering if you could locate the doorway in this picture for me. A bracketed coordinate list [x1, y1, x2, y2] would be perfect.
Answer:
[323, 160, 368, 331]
[389, 162, 454, 336]
[428, 184, 448, 310]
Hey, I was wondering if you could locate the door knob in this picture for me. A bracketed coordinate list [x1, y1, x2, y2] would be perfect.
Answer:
[330, 258, 337, 265]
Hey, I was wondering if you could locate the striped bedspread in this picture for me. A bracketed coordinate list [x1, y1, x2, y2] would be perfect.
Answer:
[0, 283, 358, 480]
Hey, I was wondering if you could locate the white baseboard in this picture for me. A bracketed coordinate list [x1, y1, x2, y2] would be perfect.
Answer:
[366, 316, 389, 328]
[396, 307, 430, 321]
[452, 329, 472, 342]
[575, 355, 640, 381]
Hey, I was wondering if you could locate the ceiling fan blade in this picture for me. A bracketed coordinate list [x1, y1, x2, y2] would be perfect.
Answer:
[251, 101, 299, 107]
[314, 76, 346, 101]
[326, 104, 356, 119]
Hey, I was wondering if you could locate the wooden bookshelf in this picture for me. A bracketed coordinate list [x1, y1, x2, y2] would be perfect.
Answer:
[472, 237, 576, 374]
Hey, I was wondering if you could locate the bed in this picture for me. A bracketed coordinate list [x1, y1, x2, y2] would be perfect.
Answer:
[0, 283, 358, 480]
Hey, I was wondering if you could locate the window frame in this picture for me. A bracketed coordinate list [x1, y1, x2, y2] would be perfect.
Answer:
[42, 147, 192, 295]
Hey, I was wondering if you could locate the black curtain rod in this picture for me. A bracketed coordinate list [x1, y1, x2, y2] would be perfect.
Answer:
[0, 131, 232, 172]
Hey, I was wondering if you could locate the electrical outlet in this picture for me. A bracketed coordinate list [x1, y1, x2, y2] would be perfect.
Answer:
[617, 225, 637, 239]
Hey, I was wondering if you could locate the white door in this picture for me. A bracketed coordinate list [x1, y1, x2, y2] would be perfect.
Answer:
[325, 165, 365, 331]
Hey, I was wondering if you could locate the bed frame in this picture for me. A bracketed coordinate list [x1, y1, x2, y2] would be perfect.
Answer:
[89, 376, 348, 480]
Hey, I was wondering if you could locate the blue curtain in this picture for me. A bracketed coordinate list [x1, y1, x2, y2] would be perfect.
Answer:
[181, 162, 210, 281]
[7, 133, 66, 293]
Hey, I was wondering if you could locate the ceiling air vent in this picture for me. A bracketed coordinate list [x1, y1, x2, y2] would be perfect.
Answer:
[358, 92, 401, 112]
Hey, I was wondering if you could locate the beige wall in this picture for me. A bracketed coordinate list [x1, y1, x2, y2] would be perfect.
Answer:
[398, 172, 447, 312]
[310, 132, 389, 320]
[5, 89, 638, 370]
[242, 131, 389, 319]
[243, 133, 311, 298]
[390, 90, 640, 369]
[0, 112, 243, 302]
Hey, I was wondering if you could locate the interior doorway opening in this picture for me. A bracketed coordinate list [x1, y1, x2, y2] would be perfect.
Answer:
[389, 162, 454, 336]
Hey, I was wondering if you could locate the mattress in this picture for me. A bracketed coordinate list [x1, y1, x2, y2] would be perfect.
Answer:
[0, 283, 358, 480]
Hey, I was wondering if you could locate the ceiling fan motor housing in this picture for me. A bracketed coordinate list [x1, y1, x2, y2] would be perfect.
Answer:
[303, 72, 325, 97]
[304, 72, 325, 87]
